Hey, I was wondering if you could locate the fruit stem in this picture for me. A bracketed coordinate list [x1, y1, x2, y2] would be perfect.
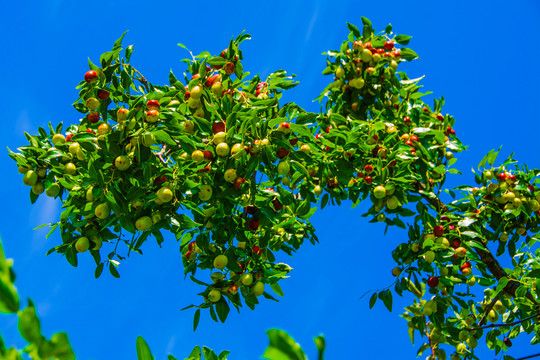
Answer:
[423, 316, 436, 359]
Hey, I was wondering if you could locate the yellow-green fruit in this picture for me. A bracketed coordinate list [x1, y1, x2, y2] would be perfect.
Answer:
[211, 82, 223, 96]
[251, 282, 265, 297]
[36, 168, 47, 178]
[231, 143, 245, 159]
[313, 185, 323, 196]
[373, 185, 387, 199]
[52, 133, 66, 146]
[114, 155, 131, 171]
[361, 49, 372, 62]
[141, 133, 154, 147]
[213, 132, 226, 145]
[277, 162, 290, 176]
[386, 196, 399, 210]
[86, 97, 100, 110]
[199, 185, 212, 201]
[456, 343, 467, 355]
[95, 203, 110, 219]
[64, 163, 77, 175]
[213, 255, 228, 270]
[23, 170, 38, 186]
[458, 330, 469, 342]
[216, 142, 230, 157]
[210, 272, 224, 283]
[86, 188, 96, 202]
[31, 182, 44, 195]
[224, 169, 237, 183]
[91, 235, 102, 250]
[98, 123, 111, 135]
[487, 310, 498, 323]
[467, 337, 477, 349]
[75, 237, 90, 253]
[191, 150, 204, 163]
[424, 251, 435, 263]
[335, 66, 345, 78]
[18, 166, 29, 174]
[157, 187, 173, 203]
[76, 148, 85, 161]
[151, 211, 162, 224]
[237, 241, 246, 250]
[46, 183, 60, 197]
[241, 273, 254, 286]
[135, 216, 153, 231]
[208, 289, 221, 303]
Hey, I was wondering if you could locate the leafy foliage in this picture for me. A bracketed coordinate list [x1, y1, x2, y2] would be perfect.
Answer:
[7, 18, 540, 359]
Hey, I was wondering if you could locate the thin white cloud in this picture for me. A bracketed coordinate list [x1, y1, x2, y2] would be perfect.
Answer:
[305, 4, 319, 42]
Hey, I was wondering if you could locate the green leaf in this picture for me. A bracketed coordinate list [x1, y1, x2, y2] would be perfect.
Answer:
[314, 335, 325, 360]
[346, 22, 361, 39]
[113, 31, 128, 51]
[263, 329, 306, 360]
[395, 35, 412, 45]
[400, 47, 419, 61]
[193, 309, 201, 331]
[215, 300, 230, 323]
[136, 336, 154, 360]
[18, 300, 42, 343]
[369, 292, 377, 309]
[109, 262, 120, 278]
[270, 282, 284, 297]
[65, 246, 78, 268]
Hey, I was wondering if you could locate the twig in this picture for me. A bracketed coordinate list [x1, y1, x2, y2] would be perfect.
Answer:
[477, 295, 499, 327]
[469, 312, 539, 331]
[516, 353, 540, 360]
[423, 316, 436, 359]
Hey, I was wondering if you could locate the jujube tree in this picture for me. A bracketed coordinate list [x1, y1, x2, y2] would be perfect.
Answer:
[7, 17, 540, 359]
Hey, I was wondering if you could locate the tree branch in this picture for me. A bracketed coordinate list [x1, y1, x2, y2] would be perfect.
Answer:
[469, 312, 539, 331]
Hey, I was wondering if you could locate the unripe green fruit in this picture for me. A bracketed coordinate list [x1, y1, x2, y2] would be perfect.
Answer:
[86, 188, 96, 202]
[224, 169, 237, 183]
[199, 185, 212, 201]
[313, 185, 323, 196]
[64, 162, 77, 175]
[251, 282, 265, 297]
[141, 133, 155, 147]
[86, 97, 100, 110]
[335, 67, 345, 78]
[114, 155, 131, 171]
[391, 267, 402, 277]
[213, 255, 228, 270]
[18, 165, 29, 174]
[440, 267, 449, 276]
[191, 85, 202, 99]
[467, 337, 477, 349]
[75, 237, 90, 253]
[386, 196, 399, 210]
[241, 273, 254, 286]
[487, 309, 498, 323]
[36, 168, 47, 178]
[191, 150, 204, 162]
[208, 289, 221, 302]
[95, 203, 110, 219]
[157, 187, 173, 203]
[216, 142, 230, 157]
[373, 185, 387, 199]
[424, 251, 435, 263]
[135, 216, 153, 231]
[68, 142, 80, 155]
[456, 343, 467, 355]
[211, 272, 224, 283]
[32, 182, 44, 195]
[151, 211, 162, 224]
[361, 49, 372, 62]
[211, 82, 223, 96]
[458, 330, 469, 342]
[76, 148, 85, 161]
[213, 132, 226, 145]
[91, 235, 102, 250]
[45, 183, 60, 197]
[52, 134, 66, 146]
[277, 162, 290, 176]
[23, 170, 38, 186]
[231, 143, 245, 159]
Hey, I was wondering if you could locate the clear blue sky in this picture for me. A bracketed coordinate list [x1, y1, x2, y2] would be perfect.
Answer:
[1, 1, 539, 359]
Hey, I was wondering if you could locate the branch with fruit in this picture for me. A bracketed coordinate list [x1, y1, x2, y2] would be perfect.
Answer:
[8, 18, 540, 359]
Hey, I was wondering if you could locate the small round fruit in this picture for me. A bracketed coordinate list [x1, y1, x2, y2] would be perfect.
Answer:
[135, 216, 153, 231]
[210, 272, 224, 283]
[391, 267, 402, 277]
[373, 185, 387, 199]
[32, 182, 45, 195]
[199, 185, 212, 201]
[386, 196, 399, 210]
[68, 142, 80, 155]
[455, 247, 467, 257]
[36, 168, 47, 178]
[114, 155, 131, 171]
[45, 183, 60, 197]
[216, 142, 230, 157]
[208, 289, 221, 302]
[424, 251, 435, 263]
[86, 97, 100, 111]
[90, 235, 103, 250]
[241, 273, 254, 286]
[98, 123, 111, 135]
[23, 170, 38, 186]
[117, 108, 129, 122]
[213, 255, 228, 270]
[64, 163, 77, 175]
[157, 187, 173, 203]
[84, 70, 98, 83]
[191, 150, 204, 163]
[224, 169, 237, 183]
[277, 162, 290, 176]
[95, 203, 110, 219]
[88, 111, 100, 124]
[314, 185, 323, 196]
[251, 282, 265, 297]
[75, 237, 90, 252]
[427, 276, 439, 288]
[52, 134, 66, 146]
[146, 110, 159, 123]
[231, 143, 245, 159]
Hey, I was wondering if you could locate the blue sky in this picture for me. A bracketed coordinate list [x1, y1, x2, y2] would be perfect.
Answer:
[1, 1, 539, 359]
